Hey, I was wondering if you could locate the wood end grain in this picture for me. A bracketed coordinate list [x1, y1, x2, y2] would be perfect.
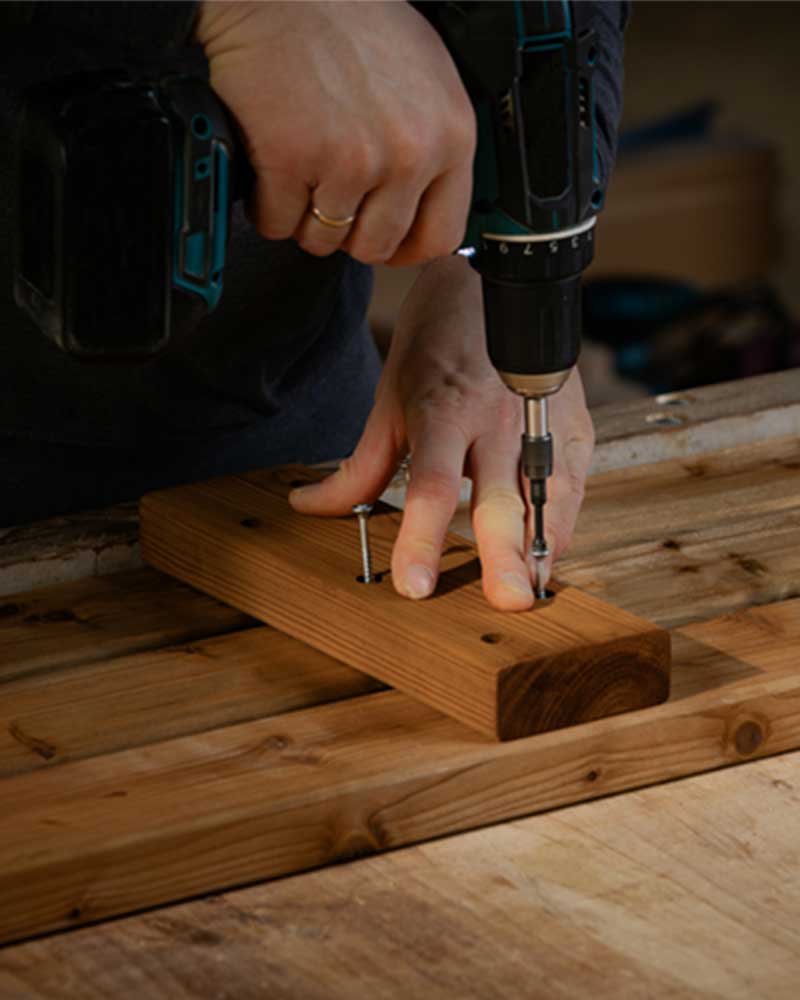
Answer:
[496, 629, 671, 740]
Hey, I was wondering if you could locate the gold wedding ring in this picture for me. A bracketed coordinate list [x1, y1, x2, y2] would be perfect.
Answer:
[310, 203, 357, 229]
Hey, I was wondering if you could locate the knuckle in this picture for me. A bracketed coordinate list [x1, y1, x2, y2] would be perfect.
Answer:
[567, 472, 586, 504]
[261, 224, 293, 241]
[391, 127, 430, 179]
[421, 230, 463, 260]
[475, 486, 525, 516]
[406, 369, 472, 415]
[409, 466, 459, 503]
[349, 238, 397, 266]
[337, 455, 359, 481]
[299, 239, 340, 258]
[343, 138, 382, 186]
[474, 486, 525, 520]
[407, 537, 441, 561]
[444, 97, 477, 156]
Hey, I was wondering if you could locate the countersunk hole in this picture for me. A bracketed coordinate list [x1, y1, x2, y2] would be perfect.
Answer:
[656, 392, 689, 407]
[645, 412, 687, 427]
[586, 769, 599, 782]
[356, 573, 385, 584]
[481, 633, 503, 644]
[240, 517, 260, 529]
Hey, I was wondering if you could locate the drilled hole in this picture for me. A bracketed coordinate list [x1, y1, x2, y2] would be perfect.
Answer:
[356, 572, 385, 584]
[289, 479, 306, 488]
[481, 633, 502, 644]
[645, 412, 686, 427]
[536, 589, 556, 602]
[240, 517, 260, 529]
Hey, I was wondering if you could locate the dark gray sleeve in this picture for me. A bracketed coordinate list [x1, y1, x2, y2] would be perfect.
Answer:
[588, 1, 629, 188]
[28, 1, 199, 50]
[0, 1, 201, 82]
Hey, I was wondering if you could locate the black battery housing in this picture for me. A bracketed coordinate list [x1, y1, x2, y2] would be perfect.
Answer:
[14, 71, 239, 359]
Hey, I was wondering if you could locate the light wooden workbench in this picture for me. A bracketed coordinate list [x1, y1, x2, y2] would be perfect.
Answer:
[1, 369, 799, 998]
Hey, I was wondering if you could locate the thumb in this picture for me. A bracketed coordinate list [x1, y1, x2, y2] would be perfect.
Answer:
[289, 398, 403, 517]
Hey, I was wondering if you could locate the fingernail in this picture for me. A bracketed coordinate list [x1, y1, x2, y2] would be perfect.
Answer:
[499, 572, 533, 599]
[404, 564, 435, 600]
[288, 483, 319, 505]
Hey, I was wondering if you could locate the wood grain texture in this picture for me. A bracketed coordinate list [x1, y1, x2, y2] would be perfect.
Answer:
[0, 568, 253, 684]
[3, 751, 799, 1000]
[589, 367, 800, 473]
[0, 626, 382, 778]
[0, 598, 798, 946]
[140, 466, 670, 740]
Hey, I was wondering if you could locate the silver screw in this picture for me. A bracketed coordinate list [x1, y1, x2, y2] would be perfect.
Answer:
[352, 503, 375, 583]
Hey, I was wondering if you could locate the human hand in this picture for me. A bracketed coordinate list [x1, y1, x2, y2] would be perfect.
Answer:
[289, 256, 595, 611]
[195, 1, 475, 266]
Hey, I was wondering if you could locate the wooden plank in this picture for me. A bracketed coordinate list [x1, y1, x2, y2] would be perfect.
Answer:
[0, 627, 382, 778]
[3, 751, 796, 1000]
[0, 502, 142, 597]
[1, 598, 798, 946]
[0, 568, 253, 684]
[560, 433, 800, 627]
[140, 466, 670, 740]
[568, 434, 800, 562]
[590, 368, 800, 473]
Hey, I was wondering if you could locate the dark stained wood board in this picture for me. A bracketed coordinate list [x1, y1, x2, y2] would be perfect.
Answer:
[2, 597, 800, 945]
[140, 466, 670, 741]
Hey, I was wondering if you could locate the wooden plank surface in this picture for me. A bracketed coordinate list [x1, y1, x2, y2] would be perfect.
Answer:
[140, 466, 670, 740]
[3, 750, 795, 1000]
[0, 626, 381, 778]
[1, 598, 799, 945]
[0, 568, 253, 684]
[589, 367, 800, 473]
[0, 371, 797, 981]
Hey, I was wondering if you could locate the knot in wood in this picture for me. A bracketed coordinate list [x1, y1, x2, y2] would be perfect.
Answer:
[734, 720, 764, 756]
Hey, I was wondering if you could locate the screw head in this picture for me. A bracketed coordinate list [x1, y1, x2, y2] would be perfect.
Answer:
[352, 503, 373, 516]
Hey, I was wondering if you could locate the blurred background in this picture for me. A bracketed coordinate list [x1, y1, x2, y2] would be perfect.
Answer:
[369, 0, 800, 406]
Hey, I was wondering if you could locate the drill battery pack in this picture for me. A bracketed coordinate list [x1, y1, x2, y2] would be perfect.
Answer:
[14, 71, 237, 359]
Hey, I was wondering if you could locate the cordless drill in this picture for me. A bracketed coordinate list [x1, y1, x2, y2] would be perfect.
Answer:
[422, 0, 603, 596]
